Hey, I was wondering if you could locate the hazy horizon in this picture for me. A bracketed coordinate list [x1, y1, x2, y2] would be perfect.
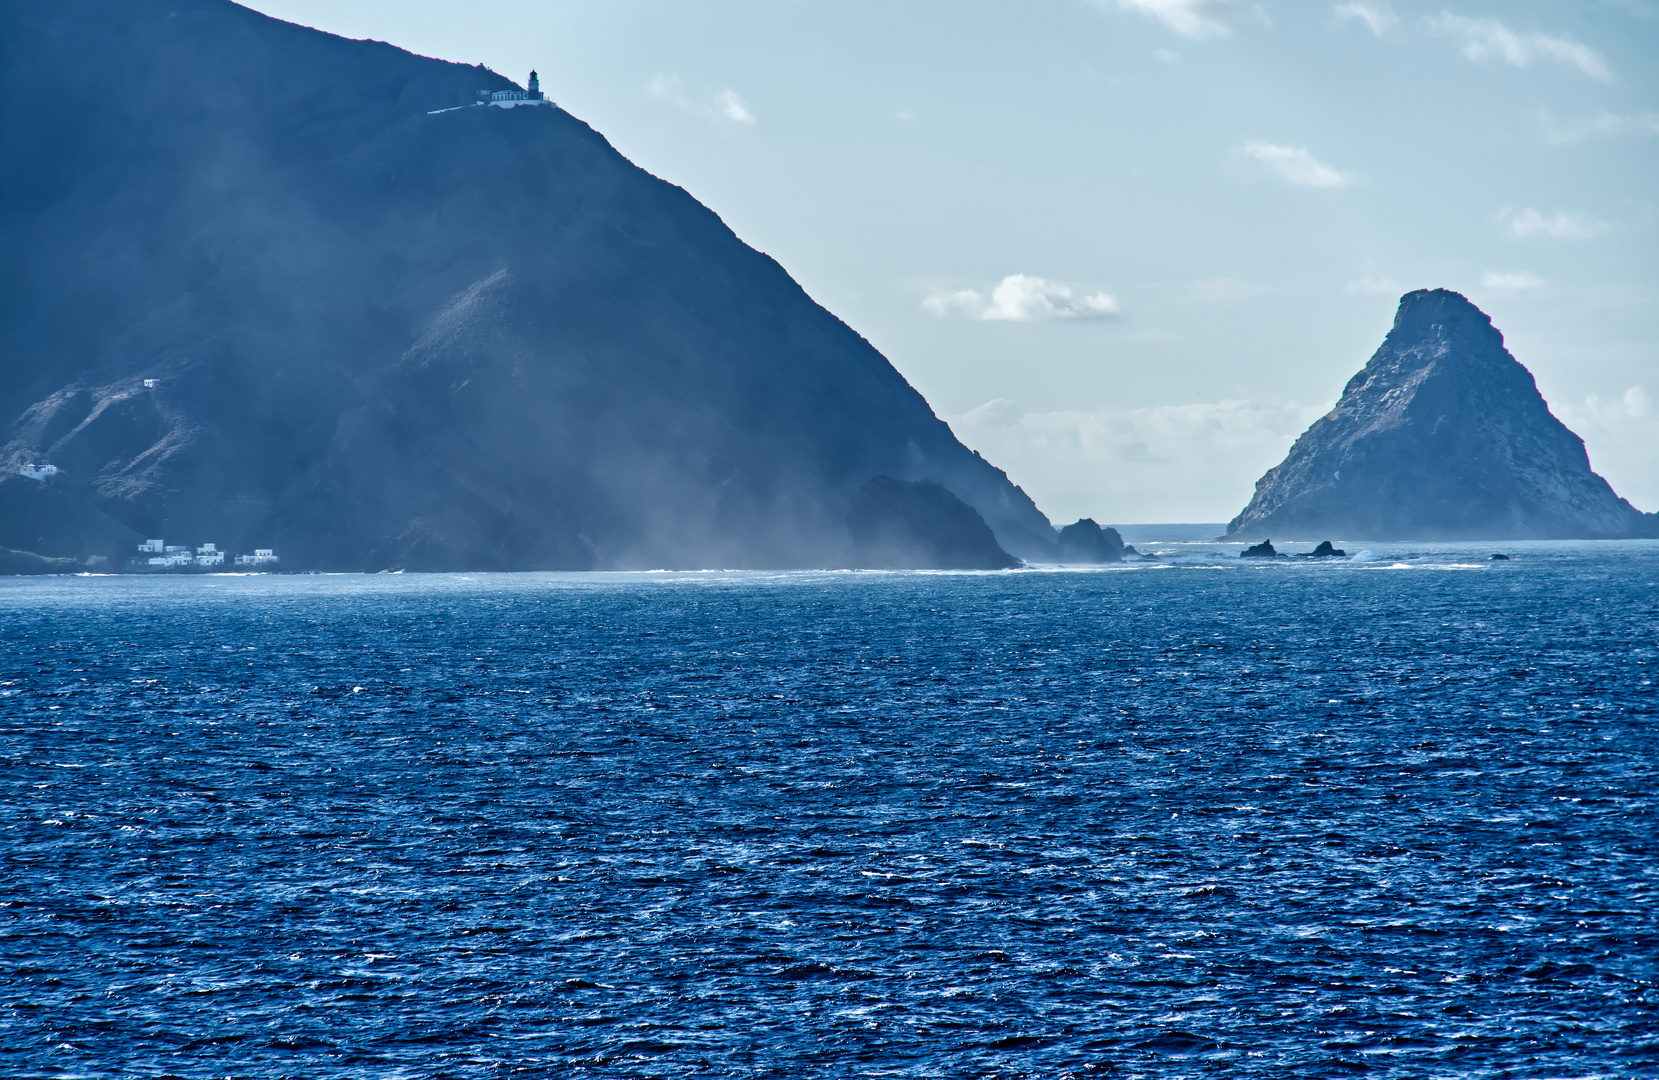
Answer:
[247, 0, 1659, 525]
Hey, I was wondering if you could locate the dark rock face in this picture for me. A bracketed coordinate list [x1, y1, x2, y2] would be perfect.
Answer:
[1226, 290, 1657, 541]
[0, 475, 140, 568]
[1299, 541, 1345, 558]
[0, 547, 90, 576]
[847, 477, 1019, 570]
[1057, 518, 1126, 564]
[0, 0, 1056, 571]
[1240, 539, 1280, 559]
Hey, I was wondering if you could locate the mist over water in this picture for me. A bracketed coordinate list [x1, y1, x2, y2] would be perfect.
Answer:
[3, 545, 1657, 1077]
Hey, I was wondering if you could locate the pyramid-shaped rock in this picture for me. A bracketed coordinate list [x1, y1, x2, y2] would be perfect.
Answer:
[1226, 289, 1655, 541]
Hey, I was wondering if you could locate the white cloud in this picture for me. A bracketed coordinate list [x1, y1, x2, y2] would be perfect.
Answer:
[1553, 386, 1659, 511]
[1344, 274, 1402, 295]
[1334, 2, 1399, 36]
[1504, 207, 1603, 240]
[648, 75, 757, 126]
[921, 288, 985, 319]
[1426, 13, 1614, 83]
[715, 89, 754, 125]
[1480, 270, 1546, 291]
[1108, 0, 1267, 39]
[1188, 278, 1272, 302]
[1538, 109, 1659, 144]
[948, 397, 1327, 524]
[923, 275, 1120, 322]
[1236, 141, 1356, 188]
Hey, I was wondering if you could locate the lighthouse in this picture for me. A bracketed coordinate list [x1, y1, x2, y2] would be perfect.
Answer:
[471, 69, 551, 108]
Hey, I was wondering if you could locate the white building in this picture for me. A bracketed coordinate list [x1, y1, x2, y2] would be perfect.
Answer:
[481, 70, 547, 108]
[234, 549, 280, 567]
[129, 538, 227, 569]
[17, 463, 59, 482]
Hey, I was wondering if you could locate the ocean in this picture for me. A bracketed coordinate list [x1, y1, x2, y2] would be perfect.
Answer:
[3, 540, 1656, 1077]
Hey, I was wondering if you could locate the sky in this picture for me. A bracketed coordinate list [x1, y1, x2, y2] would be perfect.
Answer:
[248, 0, 1659, 524]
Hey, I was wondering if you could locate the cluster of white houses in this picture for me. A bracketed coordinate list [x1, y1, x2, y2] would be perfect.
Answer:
[130, 539, 278, 571]
[13, 463, 280, 571]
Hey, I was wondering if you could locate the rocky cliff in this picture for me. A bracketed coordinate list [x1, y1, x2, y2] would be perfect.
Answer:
[0, 0, 1056, 571]
[1226, 289, 1655, 541]
[848, 477, 1020, 570]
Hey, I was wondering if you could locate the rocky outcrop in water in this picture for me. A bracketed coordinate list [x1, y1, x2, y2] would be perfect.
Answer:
[0, 0, 1057, 572]
[847, 477, 1019, 570]
[1226, 290, 1657, 541]
[1057, 519, 1126, 564]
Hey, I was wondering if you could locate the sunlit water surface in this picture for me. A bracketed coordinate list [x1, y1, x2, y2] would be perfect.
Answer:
[3, 540, 1657, 1077]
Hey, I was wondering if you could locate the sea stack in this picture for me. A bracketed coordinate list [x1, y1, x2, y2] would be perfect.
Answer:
[1226, 289, 1658, 541]
[1056, 519, 1126, 564]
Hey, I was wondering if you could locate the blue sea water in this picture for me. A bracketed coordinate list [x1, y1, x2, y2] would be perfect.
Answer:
[2, 541, 1657, 1078]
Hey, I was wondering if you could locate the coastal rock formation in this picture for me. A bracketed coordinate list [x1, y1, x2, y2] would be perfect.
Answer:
[1057, 519, 1126, 564]
[1240, 540, 1281, 559]
[0, 548, 90, 576]
[847, 477, 1019, 570]
[1226, 290, 1658, 541]
[0, 0, 1057, 571]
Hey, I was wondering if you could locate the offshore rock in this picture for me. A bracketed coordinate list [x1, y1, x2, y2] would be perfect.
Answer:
[1226, 290, 1657, 541]
[847, 477, 1020, 570]
[1057, 518, 1126, 564]
[1299, 541, 1346, 558]
[1240, 539, 1280, 559]
[0, 0, 1056, 572]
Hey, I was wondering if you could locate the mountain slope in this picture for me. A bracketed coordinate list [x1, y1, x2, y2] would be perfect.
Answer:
[1226, 289, 1654, 541]
[0, 0, 1055, 570]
